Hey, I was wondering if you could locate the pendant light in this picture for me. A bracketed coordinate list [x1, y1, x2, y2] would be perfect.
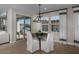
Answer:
[33, 4, 42, 22]
[38, 4, 41, 22]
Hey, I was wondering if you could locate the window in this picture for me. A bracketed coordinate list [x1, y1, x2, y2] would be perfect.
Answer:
[41, 16, 49, 24]
[51, 16, 60, 20]
[51, 16, 60, 32]
[73, 7, 79, 42]
[59, 10, 67, 40]
[17, 17, 31, 34]
[17, 17, 31, 39]
[0, 17, 7, 31]
[42, 25, 48, 31]
[41, 16, 49, 32]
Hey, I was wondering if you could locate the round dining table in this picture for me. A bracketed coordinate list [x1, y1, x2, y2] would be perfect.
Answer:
[35, 32, 47, 50]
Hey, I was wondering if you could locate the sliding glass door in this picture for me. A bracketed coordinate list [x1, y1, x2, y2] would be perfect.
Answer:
[17, 17, 31, 40]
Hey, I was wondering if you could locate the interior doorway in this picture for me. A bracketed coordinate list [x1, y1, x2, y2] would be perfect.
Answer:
[16, 14, 31, 40]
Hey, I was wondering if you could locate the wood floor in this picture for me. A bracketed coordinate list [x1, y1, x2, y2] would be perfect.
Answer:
[0, 39, 79, 54]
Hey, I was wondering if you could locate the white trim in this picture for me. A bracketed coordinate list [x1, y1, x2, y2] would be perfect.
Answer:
[10, 41, 16, 43]
[59, 41, 67, 45]
[54, 39, 79, 47]
[54, 40, 75, 46]
[67, 42, 75, 46]
[74, 43, 79, 47]
[55, 41, 79, 48]
[54, 40, 67, 45]
[54, 40, 60, 43]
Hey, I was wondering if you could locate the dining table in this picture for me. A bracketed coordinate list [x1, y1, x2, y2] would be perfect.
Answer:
[35, 32, 47, 50]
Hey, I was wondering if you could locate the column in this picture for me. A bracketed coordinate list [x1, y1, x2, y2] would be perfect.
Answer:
[7, 8, 16, 43]
[67, 8, 74, 45]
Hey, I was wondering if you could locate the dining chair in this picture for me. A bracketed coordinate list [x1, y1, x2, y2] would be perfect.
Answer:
[26, 31, 39, 53]
[41, 32, 54, 53]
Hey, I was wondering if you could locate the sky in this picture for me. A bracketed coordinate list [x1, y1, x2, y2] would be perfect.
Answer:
[41, 16, 60, 20]
[17, 18, 31, 25]
[51, 16, 60, 20]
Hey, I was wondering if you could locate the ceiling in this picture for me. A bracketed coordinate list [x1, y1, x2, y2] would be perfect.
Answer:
[0, 4, 79, 16]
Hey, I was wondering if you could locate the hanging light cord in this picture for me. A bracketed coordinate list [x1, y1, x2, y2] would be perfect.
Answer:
[38, 4, 41, 21]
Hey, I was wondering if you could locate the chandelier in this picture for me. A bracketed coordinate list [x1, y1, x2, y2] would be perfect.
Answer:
[38, 4, 41, 21]
[33, 4, 42, 22]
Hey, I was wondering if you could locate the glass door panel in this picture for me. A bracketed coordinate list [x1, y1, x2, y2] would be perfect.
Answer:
[17, 19, 24, 39]
[16, 16, 31, 40]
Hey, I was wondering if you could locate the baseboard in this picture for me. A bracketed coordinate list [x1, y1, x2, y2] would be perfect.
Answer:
[59, 39, 67, 41]
[74, 40, 79, 44]
[54, 40, 67, 45]
[0, 42, 9, 45]
[74, 43, 79, 47]
[67, 42, 74, 46]
[59, 41, 67, 45]
[10, 41, 16, 43]
[55, 40, 75, 45]
[54, 40, 60, 43]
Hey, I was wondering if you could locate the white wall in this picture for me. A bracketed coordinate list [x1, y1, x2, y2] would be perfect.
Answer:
[0, 31, 9, 44]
